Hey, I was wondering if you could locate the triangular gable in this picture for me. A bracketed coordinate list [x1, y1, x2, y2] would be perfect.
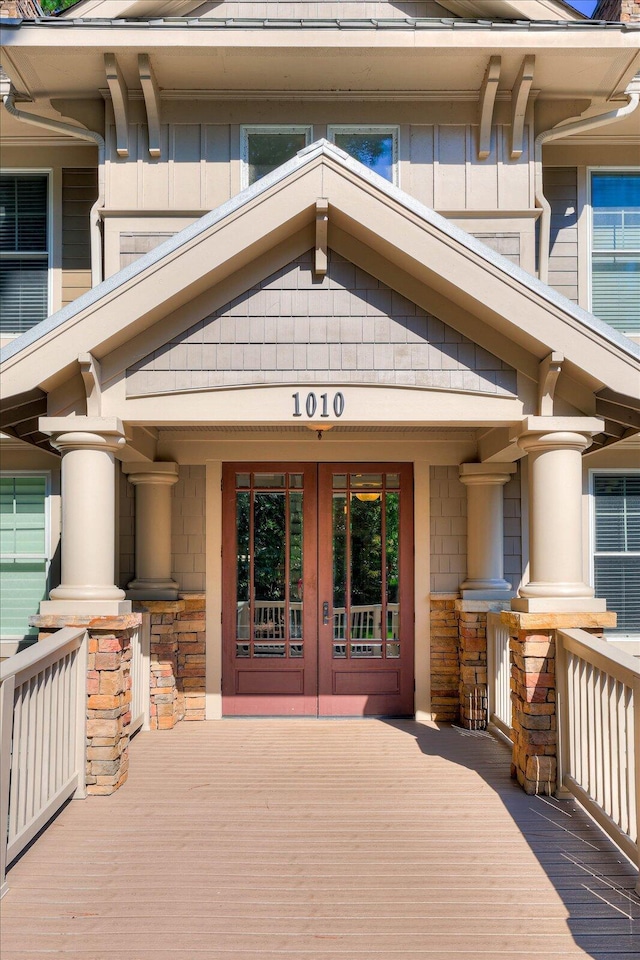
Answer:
[127, 249, 517, 397]
[1, 140, 638, 406]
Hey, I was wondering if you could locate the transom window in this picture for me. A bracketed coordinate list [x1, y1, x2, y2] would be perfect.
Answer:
[590, 171, 640, 336]
[592, 473, 640, 634]
[327, 126, 398, 184]
[0, 173, 50, 335]
[241, 126, 312, 188]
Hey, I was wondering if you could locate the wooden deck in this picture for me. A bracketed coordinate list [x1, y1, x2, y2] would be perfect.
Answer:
[2, 720, 639, 959]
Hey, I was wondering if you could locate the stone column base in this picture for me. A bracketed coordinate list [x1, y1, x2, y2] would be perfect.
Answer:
[501, 610, 616, 796]
[30, 612, 142, 796]
[133, 593, 206, 729]
[456, 599, 510, 729]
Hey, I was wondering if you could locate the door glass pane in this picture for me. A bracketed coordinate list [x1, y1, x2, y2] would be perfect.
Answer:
[350, 494, 382, 643]
[332, 492, 347, 658]
[254, 492, 286, 642]
[289, 492, 304, 642]
[236, 492, 250, 640]
[386, 491, 400, 658]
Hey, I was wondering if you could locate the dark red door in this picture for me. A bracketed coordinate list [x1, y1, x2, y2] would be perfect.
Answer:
[222, 463, 413, 717]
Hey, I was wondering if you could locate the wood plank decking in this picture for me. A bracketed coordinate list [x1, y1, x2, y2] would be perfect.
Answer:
[1, 719, 639, 959]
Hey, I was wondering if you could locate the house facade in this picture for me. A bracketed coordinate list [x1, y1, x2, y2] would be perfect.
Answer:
[0, 0, 638, 792]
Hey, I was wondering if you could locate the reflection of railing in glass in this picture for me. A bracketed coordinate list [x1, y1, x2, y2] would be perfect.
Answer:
[235, 602, 303, 658]
[332, 604, 400, 659]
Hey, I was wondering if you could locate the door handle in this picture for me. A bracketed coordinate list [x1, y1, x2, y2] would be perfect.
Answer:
[323, 601, 330, 625]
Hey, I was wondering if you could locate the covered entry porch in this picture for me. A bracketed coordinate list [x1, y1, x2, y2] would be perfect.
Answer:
[1, 718, 638, 959]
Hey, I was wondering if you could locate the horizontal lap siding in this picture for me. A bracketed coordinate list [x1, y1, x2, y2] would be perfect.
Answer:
[61, 168, 98, 307]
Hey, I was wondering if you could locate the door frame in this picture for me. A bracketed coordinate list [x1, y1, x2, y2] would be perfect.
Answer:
[220, 461, 414, 717]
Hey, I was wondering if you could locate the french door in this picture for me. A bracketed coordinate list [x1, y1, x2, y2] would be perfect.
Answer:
[222, 463, 414, 717]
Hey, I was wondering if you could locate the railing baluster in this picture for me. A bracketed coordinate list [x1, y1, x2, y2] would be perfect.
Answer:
[0, 628, 88, 897]
[556, 628, 639, 885]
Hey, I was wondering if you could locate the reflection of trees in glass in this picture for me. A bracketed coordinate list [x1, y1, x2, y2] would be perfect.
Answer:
[236, 493, 250, 603]
[333, 495, 346, 608]
[254, 493, 286, 601]
[386, 493, 399, 604]
[334, 134, 393, 180]
[350, 497, 382, 607]
[248, 134, 307, 184]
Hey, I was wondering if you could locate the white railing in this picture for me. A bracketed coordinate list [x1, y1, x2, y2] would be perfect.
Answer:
[129, 617, 150, 735]
[556, 628, 640, 889]
[487, 612, 513, 741]
[0, 627, 87, 898]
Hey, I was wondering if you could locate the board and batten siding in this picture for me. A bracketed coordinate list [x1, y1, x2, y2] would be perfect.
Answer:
[543, 166, 579, 304]
[61, 168, 98, 307]
[105, 122, 533, 213]
[196, 1, 452, 17]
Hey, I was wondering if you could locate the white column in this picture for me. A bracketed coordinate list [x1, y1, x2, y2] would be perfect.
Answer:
[512, 417, 606, 613]
[459, 462, 517, 599]
[124, 463, 180, 600]
[39, 417, 130, 615]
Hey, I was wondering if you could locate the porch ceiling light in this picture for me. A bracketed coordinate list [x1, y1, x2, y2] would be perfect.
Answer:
[354, 492, 381, 502]
[306, 423, 334, 440]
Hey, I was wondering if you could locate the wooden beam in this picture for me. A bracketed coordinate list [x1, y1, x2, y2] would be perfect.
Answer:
[510, 55, 535, 160]
[315, 198, 329, 277]
[537, 351, 563, 416]
[104, 52, 129, 158]
[595, 398, 640, 431]
[79, 352, 102, 417]
[138, 54, 162, 159]
[596, 387, 640, 413]
[478, 56, 501, 161]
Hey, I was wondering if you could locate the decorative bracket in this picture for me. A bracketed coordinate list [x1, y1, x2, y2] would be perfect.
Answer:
[315, 199, 329, 277]
[510, 55, 535, 160]
[104, 53, 129, 158]
[478, 55, 501, 160]
[537, 351, 564, 416]
[79, 352, 102, 417]
[138, 54, 162, 158]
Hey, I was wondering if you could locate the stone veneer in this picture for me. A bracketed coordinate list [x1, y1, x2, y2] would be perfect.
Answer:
[133, 594, 206, 729]
[31, 613, 142, 796]
[503, 611, 616, 796]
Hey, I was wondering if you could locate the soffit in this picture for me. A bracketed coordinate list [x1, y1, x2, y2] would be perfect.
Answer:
[2, 22, 639, 102]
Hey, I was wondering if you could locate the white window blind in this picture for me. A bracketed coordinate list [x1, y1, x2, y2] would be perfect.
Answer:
[591, 172, 640, 335]
[0, 174, 49, 334]
[0, 476, 48, 639]
[593, 474, 640, 634]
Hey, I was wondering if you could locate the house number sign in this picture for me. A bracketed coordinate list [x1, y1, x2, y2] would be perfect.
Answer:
[292, 391, 345, 419]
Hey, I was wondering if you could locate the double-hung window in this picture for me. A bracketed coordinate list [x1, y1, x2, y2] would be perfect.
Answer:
[327, 126, 399, 185]
[0, 172, 50, 336]
[590, 171, 640, 336]
[0, 474, 49, 640]
[592, 473, 640, 634]
[241, 126, 312, 188]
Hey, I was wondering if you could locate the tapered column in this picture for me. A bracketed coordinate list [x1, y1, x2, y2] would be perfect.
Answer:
[459, 462, 517, 599]
[512, 417, 606, 613]
[124, 462, 180, 600]
[39, 417, 130, 614]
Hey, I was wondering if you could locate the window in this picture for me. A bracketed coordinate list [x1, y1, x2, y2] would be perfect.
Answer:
[0, 173, 50, 335]
[590, 171, 640, 335]
[592, 473, 640, 634]
[241, 126, 312, 188]
[0, 475, 49, 639]
[327, 126, 398, 184]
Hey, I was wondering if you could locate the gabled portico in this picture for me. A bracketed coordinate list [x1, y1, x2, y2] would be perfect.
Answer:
[1, 140, 636, 790]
